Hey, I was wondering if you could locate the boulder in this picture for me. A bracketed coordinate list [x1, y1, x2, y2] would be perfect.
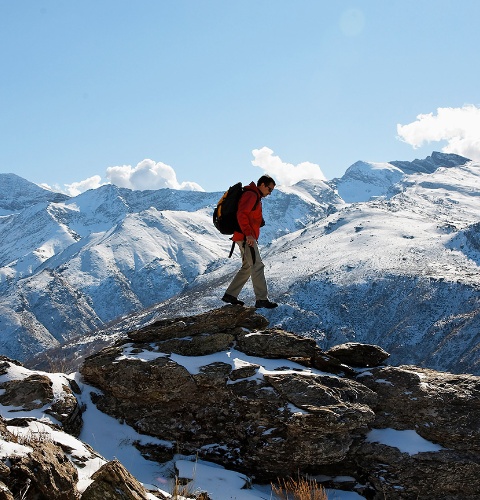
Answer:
[356, 365, 480, 452]
[0, 360, 83, 437]
[236, 328, 317, 358]
[336, 364, 480, 498]
[0, 418, 80, 500]
[0, 373, 54, 410]
[327, 342, 390, 367]
[81, 459, 156, 500]
[128, 305, 268, 342]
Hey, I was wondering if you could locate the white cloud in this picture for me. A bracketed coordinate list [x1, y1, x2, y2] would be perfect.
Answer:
[48, 159, 205, 196]
[251, 147, 326, 186]
[64, 175, 104, 196]
[106, 159, 204, 192]
[397, 105, 480, 161]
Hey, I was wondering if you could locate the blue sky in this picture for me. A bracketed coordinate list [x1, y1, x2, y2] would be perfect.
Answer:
[1, 1, 480, 194]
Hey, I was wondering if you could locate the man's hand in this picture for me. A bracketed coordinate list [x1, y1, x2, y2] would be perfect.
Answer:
[246, 235, 256, 247]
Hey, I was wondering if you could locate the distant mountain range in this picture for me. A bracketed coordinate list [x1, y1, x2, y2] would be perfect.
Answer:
[2, 151, 480, 375]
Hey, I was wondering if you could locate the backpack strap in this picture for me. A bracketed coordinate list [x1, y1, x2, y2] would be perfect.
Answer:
[228, 240, 236, 258]
[242, 186, 261, 211]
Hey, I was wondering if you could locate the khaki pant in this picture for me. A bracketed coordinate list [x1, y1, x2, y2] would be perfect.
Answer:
[225, 240, 268, 301]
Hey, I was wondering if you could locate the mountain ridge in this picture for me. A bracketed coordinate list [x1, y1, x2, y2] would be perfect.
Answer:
[0, 172, 69, 214]
[2, 152, 479, 376]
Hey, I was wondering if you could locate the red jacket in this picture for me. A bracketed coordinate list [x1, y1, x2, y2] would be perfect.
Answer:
[232, 182, 263, 242]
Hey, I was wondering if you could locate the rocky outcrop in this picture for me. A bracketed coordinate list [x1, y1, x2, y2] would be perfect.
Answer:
[347, 365, 480, 498]
[81, 460, 156, 500]
[1, 307, 480, 499]
[0, 414, 160, 500]
[79, 306, 480, 498]
[0, 357, 84, 436]
[81, 306, 375, 481]
[0, 417, 80, 500]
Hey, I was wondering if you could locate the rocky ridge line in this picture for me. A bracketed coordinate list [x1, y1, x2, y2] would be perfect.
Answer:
[0, 306, 479, 499]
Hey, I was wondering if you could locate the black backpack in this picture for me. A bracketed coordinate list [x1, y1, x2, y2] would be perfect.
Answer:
[213, 182, 260, 259]
[213, 182, 260, 235]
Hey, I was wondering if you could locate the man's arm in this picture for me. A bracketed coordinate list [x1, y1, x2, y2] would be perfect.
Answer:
[237, 191, 258, 244]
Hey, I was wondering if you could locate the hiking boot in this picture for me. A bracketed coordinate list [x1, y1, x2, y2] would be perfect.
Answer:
[255, 299, 278, 309]
[221, 293, 245, 306]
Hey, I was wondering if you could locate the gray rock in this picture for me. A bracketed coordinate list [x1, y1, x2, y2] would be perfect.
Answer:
[81, 459, 155, 500]
[0, 369, 83, 437]
[327, 342, 390, 367]
[0, 418, 80, 500]
[236, 328, 317, 358]
[81, 308, 376, 481]
[2, 306, 479, 499]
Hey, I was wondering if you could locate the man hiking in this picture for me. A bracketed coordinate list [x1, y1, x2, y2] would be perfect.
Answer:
[221, 174, 278, 309]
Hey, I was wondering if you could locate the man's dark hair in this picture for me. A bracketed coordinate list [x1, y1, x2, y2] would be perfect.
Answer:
[257, 175, 276, 187]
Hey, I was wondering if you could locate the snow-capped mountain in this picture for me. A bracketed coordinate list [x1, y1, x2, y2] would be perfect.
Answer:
[103, 161, 480, 375]
[0, 174, 336, 361]
[0, 173, 69, 215]
[333, 151, 470, 202]
[2, 152, 479, 376]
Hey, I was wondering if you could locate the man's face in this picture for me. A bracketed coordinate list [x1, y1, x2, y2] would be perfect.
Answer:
[259, 182, 275, 197]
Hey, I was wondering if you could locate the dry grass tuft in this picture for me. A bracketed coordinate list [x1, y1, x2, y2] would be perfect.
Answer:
[271, 475, 328, 500]
[10, 428, 53, 445]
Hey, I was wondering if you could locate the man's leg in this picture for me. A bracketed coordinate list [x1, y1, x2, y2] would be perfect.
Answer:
[224, 242, 253, 299]
[249, 241, 268, 301]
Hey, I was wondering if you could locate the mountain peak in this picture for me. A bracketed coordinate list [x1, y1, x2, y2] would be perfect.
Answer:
[390, 150, 470, 174]
[0, 172, 69, 214]
[332, 152, 471, 203]
[334, 160, 404, 203]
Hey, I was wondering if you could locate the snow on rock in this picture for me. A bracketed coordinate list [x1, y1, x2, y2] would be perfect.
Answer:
[4, 306, 480, 498]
